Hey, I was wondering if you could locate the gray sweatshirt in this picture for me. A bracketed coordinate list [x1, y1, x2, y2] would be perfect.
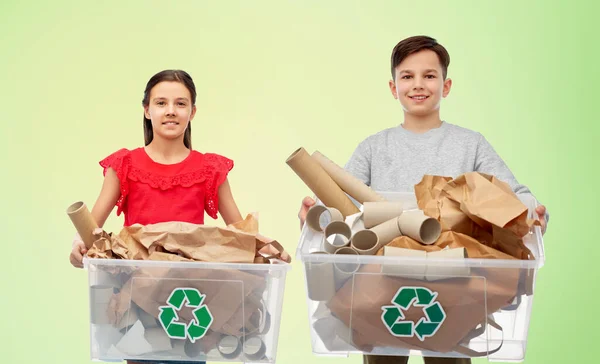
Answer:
[344, 121, 548, 220]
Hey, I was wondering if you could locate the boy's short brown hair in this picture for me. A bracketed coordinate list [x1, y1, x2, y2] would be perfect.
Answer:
[391, 36, 450, 79]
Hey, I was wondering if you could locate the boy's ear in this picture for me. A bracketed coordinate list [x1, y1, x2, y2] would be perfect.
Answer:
[443, 78, 452, 98]
[389, 79, 398, 99]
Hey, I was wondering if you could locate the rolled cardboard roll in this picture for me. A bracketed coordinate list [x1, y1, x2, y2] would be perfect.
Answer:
[333, 247, 360, 290]
[369, 216, 403, 246]
[397, 210, 441, 245]
[311, 151, 385, 204]
[305, 252, 335, 302]
[306, 205, 343, 232]
[90, 285, 114, 303]
[425, 247, 470, 281]
[67, 201, 99, 249]
[363, 201, 404, 228]
[350, 230, 379, 255]
[323, 221, 352, 253]
[91, 302, 111, 325]
[382, 246, 427, 279]
[217, 335, 241, 359]
[243, 335, 267, 361]
[286, 148, 359, 217]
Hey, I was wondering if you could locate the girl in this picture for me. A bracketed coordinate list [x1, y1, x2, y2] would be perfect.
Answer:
[70, 69, 284, 364]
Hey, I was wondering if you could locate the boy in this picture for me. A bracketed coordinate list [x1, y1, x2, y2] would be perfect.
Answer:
[297, 35, 548, 364]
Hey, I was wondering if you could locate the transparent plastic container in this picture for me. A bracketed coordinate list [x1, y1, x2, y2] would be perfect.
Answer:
[84, 258, 290, 363]
[296, 192, 545, 362]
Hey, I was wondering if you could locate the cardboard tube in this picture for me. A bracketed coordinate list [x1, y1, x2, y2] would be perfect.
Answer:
[397, 210, 441, 244]
[91, 302, 111, 325]
[363, 201, 404, 228]
[91, 285, 114, 303]
[382, 246, 427, 279]
[323, 221, 352, 253]
[243, 336, 267, 361]
[217, 335, 241, 359]
[67, 201, 99, 249]
[311, 150, 385, 204]
[426, 247, 470, 281]
[306, 205, 343, 232]
[333, 247, 359, 290]
[350, 230, 379, 255]
[305, 252, 335, 301]
[286, 148, 359, 217]
[369, 216, 403, 246]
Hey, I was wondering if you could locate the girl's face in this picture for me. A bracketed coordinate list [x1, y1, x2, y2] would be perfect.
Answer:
[144, 81, 196, 143]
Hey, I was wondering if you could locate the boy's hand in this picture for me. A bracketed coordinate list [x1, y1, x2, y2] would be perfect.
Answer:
[70, 234, 87, 269]
[298, 196, 316, 230]
[535, 205, 547, 235]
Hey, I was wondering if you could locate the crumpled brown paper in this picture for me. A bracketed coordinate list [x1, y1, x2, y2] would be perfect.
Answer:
[328, 231, 521, 354]
[88, 213, 287, 264]
[108, 266, 266, 337]
[85, 213, 286, 342]
[378, 231, 517, 260]
[415, 172, 539, 260]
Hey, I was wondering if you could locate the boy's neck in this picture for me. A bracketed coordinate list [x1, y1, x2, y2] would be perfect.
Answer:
[401, 112, 443, 133]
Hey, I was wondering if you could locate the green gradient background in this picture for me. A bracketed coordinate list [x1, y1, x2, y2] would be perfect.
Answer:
[0, 1, 597, 363]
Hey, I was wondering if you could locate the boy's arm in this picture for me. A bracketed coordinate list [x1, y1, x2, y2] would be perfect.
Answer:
[344, 139, 372, 185]
[474, 134, 549, 229]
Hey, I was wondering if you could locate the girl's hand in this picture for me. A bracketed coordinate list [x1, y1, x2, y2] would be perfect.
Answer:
[69, 233, 88, 268]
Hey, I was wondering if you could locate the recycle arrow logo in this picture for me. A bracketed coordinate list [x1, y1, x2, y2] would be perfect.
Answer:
[381, 286, 446, 341]
[158, 287, 213, 343]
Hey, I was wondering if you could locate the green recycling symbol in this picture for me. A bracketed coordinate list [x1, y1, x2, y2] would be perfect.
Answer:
[381, 286, 446, 341]
[158, 287, 213, 343]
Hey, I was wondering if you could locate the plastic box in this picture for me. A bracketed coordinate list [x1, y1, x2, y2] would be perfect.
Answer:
[84, 258, 290, 363]
[296, 192, 545, 362]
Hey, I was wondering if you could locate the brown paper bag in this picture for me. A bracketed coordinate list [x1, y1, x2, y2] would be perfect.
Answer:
[415, 172, 537, 260]
[108, 266, 266, 337]
[327, 231, 519, 354]
[87, 214, 263, 263]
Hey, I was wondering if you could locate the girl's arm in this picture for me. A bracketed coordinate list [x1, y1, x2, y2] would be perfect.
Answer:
[218, 178, 243, 225]
[218, 178, 291, 262]
[70, 168, 120, 268]
[90, 168, 121, 228]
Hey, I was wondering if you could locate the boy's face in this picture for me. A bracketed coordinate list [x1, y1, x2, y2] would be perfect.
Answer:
[389, 50, 452, 117]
